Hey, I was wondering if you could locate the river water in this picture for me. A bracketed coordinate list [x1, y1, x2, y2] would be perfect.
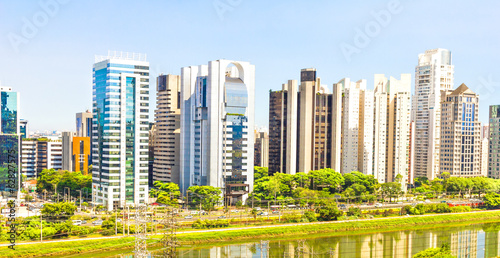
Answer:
[55, 222, 500, 258]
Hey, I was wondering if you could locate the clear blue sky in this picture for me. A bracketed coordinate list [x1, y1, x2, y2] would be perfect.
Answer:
[1, 0, 499, 131]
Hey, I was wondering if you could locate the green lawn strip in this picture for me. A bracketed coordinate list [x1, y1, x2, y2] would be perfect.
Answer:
[3, 211, 500, 257]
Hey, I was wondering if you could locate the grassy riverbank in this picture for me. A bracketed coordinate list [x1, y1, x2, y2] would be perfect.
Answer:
[3, 210, 500, 257]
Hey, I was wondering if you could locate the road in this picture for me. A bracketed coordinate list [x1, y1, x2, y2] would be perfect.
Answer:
[1, 209, 497, 247]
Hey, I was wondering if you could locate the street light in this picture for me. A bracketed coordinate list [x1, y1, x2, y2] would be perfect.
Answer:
[64, 187, 70, 203]
[76, 190, 82, 210]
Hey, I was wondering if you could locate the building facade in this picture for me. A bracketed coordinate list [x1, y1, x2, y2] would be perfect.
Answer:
[0, 86, 20, 199]
[373, 74, 411, 186]
[76, 111, 93, 137]
[21, 138, 62, 178]
[153, 74, 181, 185]
[180, 60, 255, 204]
[92, 51, 150, 210]
[412, 49, 454, 180]
[489, 105, 500, 178]
[439, 84, 481, 177]
[337, 78, 373, 175]
[254, 130, 269, 168]
[62, 132, 91, 174]
[20, 119, 28, 139]
[268, 80, 297, 175]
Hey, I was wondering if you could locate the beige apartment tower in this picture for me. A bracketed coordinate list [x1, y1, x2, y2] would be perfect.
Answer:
[153, 74, 181, 184]
[373, 74, 411, 186]
[439, 84, 481, 177]
[254, 131, 269, 168]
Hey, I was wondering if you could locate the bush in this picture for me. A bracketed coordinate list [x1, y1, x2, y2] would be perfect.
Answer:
[302, 211, 317, 222]
[451, 206, 471, 213]
[282, 212, 301, 223]
[316, 206, 343, 221]
[192, 219, 229, 229]
[347, 207, 361, 217]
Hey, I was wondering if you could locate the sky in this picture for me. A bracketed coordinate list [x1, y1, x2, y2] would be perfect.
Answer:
[1, 0, 499, 132]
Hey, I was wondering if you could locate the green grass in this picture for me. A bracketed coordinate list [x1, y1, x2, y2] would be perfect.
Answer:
[3, 210, 500, 257]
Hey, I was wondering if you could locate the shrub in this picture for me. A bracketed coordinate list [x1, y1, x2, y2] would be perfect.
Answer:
[302, 211, 317, 222]
[316, 206, 343, 221]
[347, 207, 361, 217]
[282, 212, 301, 223]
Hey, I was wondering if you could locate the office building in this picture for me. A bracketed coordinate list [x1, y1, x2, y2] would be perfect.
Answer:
[92, 51, 150, 210]
[20, 119, 28, 139]
[412, 48, 454, 180]
[0, 86, 20, 200]
[153, 74, 181, 185]
[21, 138, 62, 178]
[481, 125, 489, 177]
[76, 110, 92, 137]
[62, 132, 91, 174]
[148, 122, 155, 187]
[439, 84, 481, 177]
[180, 60, 255, 204]
[268, 80, 297, 175]
[337, 78, 373, 175]
[489, 105, 500, 178]
[373, 74, 411, 186]
[254, 130, 269, 168]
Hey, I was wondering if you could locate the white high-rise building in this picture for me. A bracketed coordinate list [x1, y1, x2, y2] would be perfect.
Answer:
[180, 60, 255, 204]
[412, 49, 454, 180]
[373, 74, 411, 187]
[337, 78, 374, 175]
[92, 51, 150, 211]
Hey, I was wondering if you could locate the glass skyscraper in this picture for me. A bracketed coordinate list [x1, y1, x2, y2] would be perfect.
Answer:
[0, 86, 20, 202]
[92, 52, 150, 211]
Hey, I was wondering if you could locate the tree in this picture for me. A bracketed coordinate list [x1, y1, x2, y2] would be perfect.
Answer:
[250, 208, 258, 221]
[41, 202, 77, 218]
[307, 168, 344, 193]
[25, 194, 33, 202]
[188, 186, 222, 212]
[316, 206, 343, 221]
[149, 181, 181, 206]
[343, 171, 378, 194]
[379, 182, 401, 202]
[413, 243, 454, 258]
[484, 192, 500, 209]
[414, 177, 430, 187]
[254, 166, 268, 181]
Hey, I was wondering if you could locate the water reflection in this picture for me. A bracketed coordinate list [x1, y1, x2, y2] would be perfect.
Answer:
[172, 223, 500, 258]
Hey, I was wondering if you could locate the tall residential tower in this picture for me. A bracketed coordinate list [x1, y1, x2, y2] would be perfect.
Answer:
[412, 49, 454, 180]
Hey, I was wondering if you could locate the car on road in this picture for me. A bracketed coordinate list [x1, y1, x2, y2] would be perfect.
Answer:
[255, 207, 262, 211]
[117, 218, 122, 222]
[92, 220, 103, 226]
[184, 215, 193, 219]
[218, 215, 226, 219]
[72, 220, 82, 226]
[272, 210, 279, 214]
[81, 220, 87, 224]
[257, 212, 268, 216]
[375, 203, 383, 208]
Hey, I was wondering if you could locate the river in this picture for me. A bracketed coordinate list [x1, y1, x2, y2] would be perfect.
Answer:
[53, 222, 500, 258]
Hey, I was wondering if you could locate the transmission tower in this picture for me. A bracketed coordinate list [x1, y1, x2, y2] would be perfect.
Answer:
[160, 207, 179, 257]
[134, 204, 150, 258]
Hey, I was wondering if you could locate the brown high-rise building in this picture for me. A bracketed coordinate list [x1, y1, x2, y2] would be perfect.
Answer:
[254, 131, 269, 167]
[153, 74, 181, 185]
[268, 80, 297, 175]
[269, 69, 342, 175]
[439, 83, 481, 177]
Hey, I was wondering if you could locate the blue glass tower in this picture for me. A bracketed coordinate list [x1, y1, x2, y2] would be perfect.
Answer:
[92, 52, 150, 211]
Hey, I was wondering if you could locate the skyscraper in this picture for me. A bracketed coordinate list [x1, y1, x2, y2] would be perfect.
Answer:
[180, 60, 255, 204]
[76, 110, 92, 137]
[297, 69, 342, 174]
[62, 132, 91, 174]
[268, 80, 297, 175]
[92, 51, 150, 211]
[412, 49, 454, 180]
[439, 84, 481, 177]
[489, 105, 500, 178]
[337, 78, 373, 175]
[481, 125, 489, 177]
[254, 130, 269, 168]
[373, 74, 411, 185]
[153, 74, 181, 185]
[0, 86, 20, 201]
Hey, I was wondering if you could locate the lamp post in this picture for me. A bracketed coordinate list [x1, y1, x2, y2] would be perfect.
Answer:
[76, 190, 82, 210]
[64, 187, 70, 203]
